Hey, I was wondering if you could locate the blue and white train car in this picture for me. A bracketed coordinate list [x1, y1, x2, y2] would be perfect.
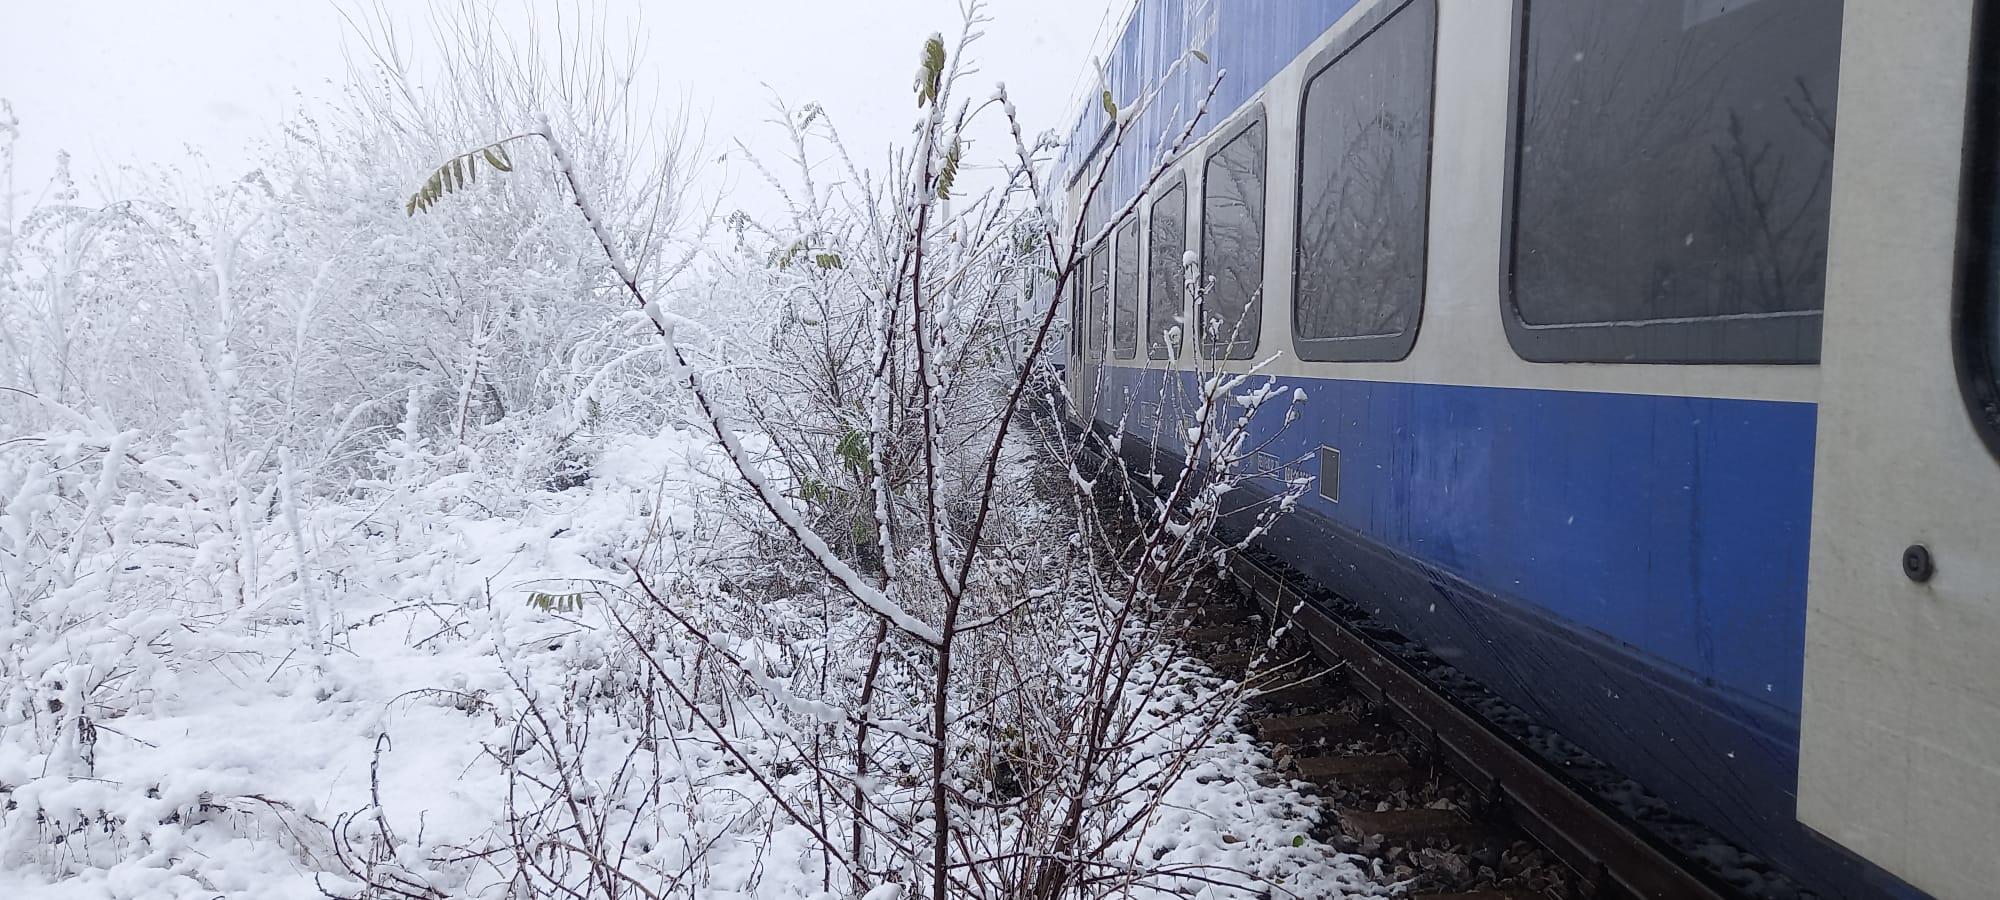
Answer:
[1059, 1, 2000, 898]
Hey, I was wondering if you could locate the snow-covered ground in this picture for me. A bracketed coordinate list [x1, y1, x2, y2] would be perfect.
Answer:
[0, 432, 1380, 899]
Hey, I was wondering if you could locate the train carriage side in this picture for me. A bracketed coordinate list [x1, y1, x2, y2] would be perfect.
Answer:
[1061, 1, 2000, 898]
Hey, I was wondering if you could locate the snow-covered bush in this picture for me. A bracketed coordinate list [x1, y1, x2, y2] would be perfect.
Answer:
[0, 2, 1350, 898]
[0, 4, 705, 893]
[379, 5, 1334, 898]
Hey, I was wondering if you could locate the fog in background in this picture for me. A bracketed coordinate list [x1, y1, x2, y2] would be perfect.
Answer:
[2, 0, 1124, 218]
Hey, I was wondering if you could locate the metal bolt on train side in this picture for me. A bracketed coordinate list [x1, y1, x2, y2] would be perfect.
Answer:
[1053, 2, 2000, 898]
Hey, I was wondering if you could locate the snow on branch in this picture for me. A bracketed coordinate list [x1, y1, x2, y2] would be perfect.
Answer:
[412, 117, 949, 649]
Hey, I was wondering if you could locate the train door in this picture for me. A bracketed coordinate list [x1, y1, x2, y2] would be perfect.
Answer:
[1796, 3, 2000, 897]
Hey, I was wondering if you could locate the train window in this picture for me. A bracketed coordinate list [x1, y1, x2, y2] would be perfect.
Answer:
[1068, 121, 1115, 192]
[1504, 0, 1842, 364]
[1148, 178, 1188, 360]
[1969, 244, 2000, 459]
[1069, 269, 1084, 365]
[1961, 4, 2000, 461]
[1113, 216, 1140, 358]
[1087, 241, 1110, 362]
[1065, 273, 1076, 362]
[1293, 0, 1435, 362]
[1082, 191, 1108, 244]
[1973, 277, 2000, 457]
[1201, 109, 1268, 360]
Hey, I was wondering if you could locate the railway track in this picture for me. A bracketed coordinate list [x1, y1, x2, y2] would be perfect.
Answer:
[1166, 578, 1732, 900]
[1054, 428, 1739, 900]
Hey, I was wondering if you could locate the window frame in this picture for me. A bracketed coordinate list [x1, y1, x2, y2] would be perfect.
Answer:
[1068, 267, 1083, 365]
[1147, 174, 1189, 361]
[1958, 0, 2000, 462]
[1067, 121, 1116, 192]
[1112, 215, 1141, 359]
[1198, 104, 1271, 361]
[1497, 0, 1830, 365]
[1087, 239, 1111, 362]
[1082, 193, 1110, 249]
[1291, 0, 1438, 363]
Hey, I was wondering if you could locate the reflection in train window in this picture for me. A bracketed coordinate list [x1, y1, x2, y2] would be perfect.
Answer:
[1201, 111, 1268, 360]
[1148, 180, 1188, 360]
[1507, 0, 1842, 363]
[1113, 216, 1140, 358]
[1088, 241, 1109, 362]
[1294, 0, 1435, 362]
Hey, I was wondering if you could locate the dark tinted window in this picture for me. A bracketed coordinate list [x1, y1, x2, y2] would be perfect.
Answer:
[1113, 217, 1140, 358]
[1979, 278, 2000, 450]
[1148, 181, 1188, 360]
[1989, 291, 2000, 396]
[1295, 0, 1435, 361]
[1963, 8, 2000, 461]
[1068, 272, 1082, 363]
[1087, 242, 1110, 361]
[1201, 113, 1268, 359]
[1508, 0, 1842, 363]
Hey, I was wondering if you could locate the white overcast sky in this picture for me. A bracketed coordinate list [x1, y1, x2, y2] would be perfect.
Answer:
[1, 0, 1125, 217]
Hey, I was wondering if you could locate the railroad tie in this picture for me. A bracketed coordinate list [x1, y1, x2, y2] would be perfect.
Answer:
[1257, 710, 1367, 742]
[1408, 892, 1549, 900]
[1338, 808, 1504, 846]
[1174, 624, 1240, 645]
[1295, 753, 1419, 790]
[1207, 650, 1257, 672]
[1200, 602, 1260, 625]
[1248, 683, 1342, 712]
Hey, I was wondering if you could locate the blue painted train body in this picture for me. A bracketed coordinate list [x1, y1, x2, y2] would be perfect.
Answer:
[1096, 364, 1848, 889]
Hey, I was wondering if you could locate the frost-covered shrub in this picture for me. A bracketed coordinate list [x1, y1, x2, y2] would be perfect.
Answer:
[0, 3, 703, 890]
[407, 9, 1332, 898]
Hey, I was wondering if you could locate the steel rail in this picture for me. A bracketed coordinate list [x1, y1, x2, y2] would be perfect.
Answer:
[1225, 557, 1733, 900]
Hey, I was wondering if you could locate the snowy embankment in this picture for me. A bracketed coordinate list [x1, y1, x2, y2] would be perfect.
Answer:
[0, 431, 1375, 899]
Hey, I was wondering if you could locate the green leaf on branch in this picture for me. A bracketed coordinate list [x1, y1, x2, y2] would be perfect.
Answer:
[527, 591, 587, 613]
[406, 137, 530, 215]
[836, 428, 872, 478]
[937, 138, 962, 200]
[773, 240, 805, 269]
[916, 34, 946, 107]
